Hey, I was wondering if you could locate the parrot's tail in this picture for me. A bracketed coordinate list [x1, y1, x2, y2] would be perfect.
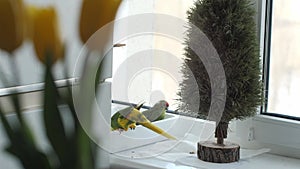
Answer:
[141, 122, 177, 140]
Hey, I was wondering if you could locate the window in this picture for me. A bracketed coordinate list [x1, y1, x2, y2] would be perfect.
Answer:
[0, 1, 84, 95]
[246, 0, 300, 158]
[0, 0, 88, 113]
[0, 0, 194, 112]
[263, 0, 300, 120]
[112, 0, 194, 110]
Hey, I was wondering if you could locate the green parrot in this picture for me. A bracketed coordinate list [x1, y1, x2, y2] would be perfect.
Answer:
[111, 102, 176, 140]
[111, 102, 144, 131]
[142, 100, 169, 122]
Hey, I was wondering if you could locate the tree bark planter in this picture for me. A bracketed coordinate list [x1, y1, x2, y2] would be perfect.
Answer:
[197, 141, 240, 163]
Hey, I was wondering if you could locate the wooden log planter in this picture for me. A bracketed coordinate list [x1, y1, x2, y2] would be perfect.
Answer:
[197, 141, 240, 163]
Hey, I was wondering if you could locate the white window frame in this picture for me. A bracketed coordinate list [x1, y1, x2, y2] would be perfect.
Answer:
[0, 78, 79, 114]
[238, 0, 300, 158]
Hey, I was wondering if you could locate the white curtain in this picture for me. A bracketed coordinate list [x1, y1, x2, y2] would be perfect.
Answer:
[112, 0, 194, 110]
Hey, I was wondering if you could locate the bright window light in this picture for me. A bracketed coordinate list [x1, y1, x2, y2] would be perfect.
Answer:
[267, 0, 300, 118]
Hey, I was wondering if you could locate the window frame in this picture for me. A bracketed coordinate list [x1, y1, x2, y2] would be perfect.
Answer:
[0, 78, 79, 114]
[260, 0, 300, 121]
[249, 0, 300, 158]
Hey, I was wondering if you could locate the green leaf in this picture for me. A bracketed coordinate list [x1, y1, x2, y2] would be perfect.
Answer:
[63, 64, 96, 169]
[43, 62, 69, 167]
[10, 92, 36, 145]
[0, 106, 14, 141]
[5, 130, 52, 169]
[1, 105, 52, 169]
[76, 127, 96, 169]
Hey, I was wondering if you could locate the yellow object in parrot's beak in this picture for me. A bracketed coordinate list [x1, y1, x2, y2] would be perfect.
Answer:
[0, 0, 25, 53]
[79, 0, 122, 44]
[31, 7, 64, 65]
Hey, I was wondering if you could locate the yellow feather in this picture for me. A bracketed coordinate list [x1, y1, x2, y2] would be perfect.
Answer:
[141, 122, 176, 140]
[117, 107, 176, 140]
[117, 118, 129, 131]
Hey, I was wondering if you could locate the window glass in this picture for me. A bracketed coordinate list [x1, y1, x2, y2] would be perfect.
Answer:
[268, 0, 300, 118]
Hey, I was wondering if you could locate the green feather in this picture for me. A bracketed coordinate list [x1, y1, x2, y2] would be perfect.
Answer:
[111, 102, 145, 131]
[111, 112, 122, 130]
[142, 100, 168, 122]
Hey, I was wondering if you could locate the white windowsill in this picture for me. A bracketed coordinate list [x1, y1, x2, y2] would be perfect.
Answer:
[110, 145, 300, 169]
[1, 106, 300, 169]
[249, 114, 300, 159]
[108, 113, 300, 169]
[253, 114, 300, 128]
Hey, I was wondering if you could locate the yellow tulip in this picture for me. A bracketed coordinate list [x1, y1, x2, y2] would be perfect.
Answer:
[0, 0, 25, 53]
[79, 0, 122, 43]
[31, 7, 63, 64]
[24, 5, 38, 40]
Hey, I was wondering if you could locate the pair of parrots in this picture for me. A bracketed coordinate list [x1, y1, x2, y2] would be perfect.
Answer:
[111, 100, 176, 140]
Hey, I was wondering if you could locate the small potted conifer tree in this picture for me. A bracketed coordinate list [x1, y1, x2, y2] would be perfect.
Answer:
[179, 0, 263, 163]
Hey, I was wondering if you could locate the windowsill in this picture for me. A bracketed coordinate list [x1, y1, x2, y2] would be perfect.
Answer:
[108, 114, 300, 169]
[250, 114, 300, 158]
[253, 114, 300, 147]
[1, 106, 300, 168]
[253, 114, 300, 128]
[110, 144, 300, 169]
